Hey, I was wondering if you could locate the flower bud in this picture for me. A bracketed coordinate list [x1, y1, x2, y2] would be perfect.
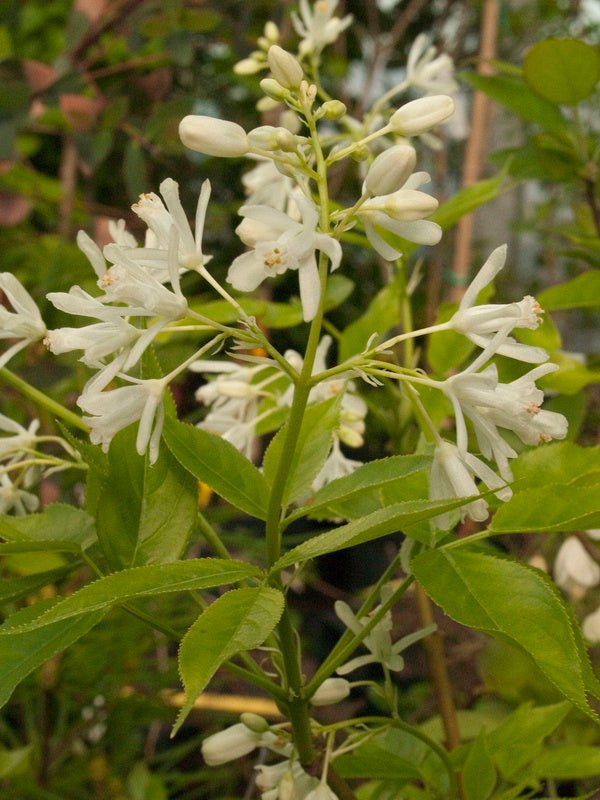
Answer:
[382, 188, 438, 221]
[264, 21, 280, 43]
[306, 785, 339, 800]
[390, 95, 454, 136]
[268, 45, 304, 89]
[310, 678, 351, 706]
[247, 125, 299, 152]
[234, 57, 263, 75]
[365, 144, 417, 196]
[320, 99, 347, 119]
[280, 109, 301, 134]
[240, 712, 270, 733]
[350, 144, 369, 162]
[260, 77, 290, 102]
[201, 723, 261, 766]
[583, 607, 600, 642]
[179, 115, 249, 157]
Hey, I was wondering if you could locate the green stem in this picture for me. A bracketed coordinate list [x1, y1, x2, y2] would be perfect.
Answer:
[194, 512, 231, 559]
[0, 368, 88, 432]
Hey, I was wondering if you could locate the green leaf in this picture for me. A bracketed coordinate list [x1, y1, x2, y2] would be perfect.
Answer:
[0, 603, 105, 709]
[511, 442, 600, 491]
[0, 504, 96, 550]
[489, 484, 600, 532]
[124, 140, 147, 202]
[262, 397, 340, 507]
[272, 496, 474, 571]
[163, 415, 268, 519]
[0, 745, 31, 779]
[463, 732, 496, 800]
[524, 38, 600, 105]
[412, 549, 599, 719]
[530, 744, 600, 779]
[540, 351, 600, 395]
[339, 278, 402, 361]
[432, 173, 511, 232]
[485, 702, 570, 780]
[0, 568, 72, 605]
[538, 271, 600, 310]
[300, 454, 431, 519]
[0, 559, 260, 634]
[174, 586, 284, 735]
[96, 427, 197, 568]
[334, 728, 428, 781]
[461, 73, 566, 132]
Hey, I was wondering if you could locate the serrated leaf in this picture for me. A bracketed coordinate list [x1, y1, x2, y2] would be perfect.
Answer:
[461, 73, 566, 132]
[524, 38, 600, 105]
[0, 504, 96, 550]
[0, 559, 260, 633]
[163, 415, 269, 519]
[529, 744, 600, 779]
[538, 271, 600, 310]
[272, 496, 474, 571]
[262, 397, 340, 507]
[174, 586, 284, 735]
[489, 484, 600, 532]
[511, 442, 600, 491]
[412, 549, 599, 719]
[300, 454, 431, 519]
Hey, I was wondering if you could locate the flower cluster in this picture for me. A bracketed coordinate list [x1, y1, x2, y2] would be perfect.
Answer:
[553, 531, 600, 642]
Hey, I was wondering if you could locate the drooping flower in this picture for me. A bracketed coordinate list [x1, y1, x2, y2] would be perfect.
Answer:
[448, 245, 548, 363]
[291, 0, 353, 57]
[356, 171, 442, 261]
[0, 273, 47, 368]
[77, 376, 167, 463]
[227, 196, 342, 321]
[554, 536, 600, 599]
[429, 440, 511, 526]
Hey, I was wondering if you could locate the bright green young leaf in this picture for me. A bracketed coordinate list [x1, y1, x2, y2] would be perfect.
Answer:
[538, 271, 600, 310]
[0, 745, 31, 779]
[174, 586, 284, 735]
[0, 504, 96, 550]
[461, 73, 566, 132]
[524, 38, 600, 105]
[0, 601, 105, 709]
[484, 702, 570, 780]
[463, 731, 496, 800]
[412, 549, 599, 719]
[299, 454, 431, 520]
[262, 397, 340, 507]
[540, 350, 600, 395]
[511, 441, 600, 491]
[163, 415, 269, 520]
[0, 559, 261, 633]
[530, 744, 600, 779]
[96, 426, 197, 568]
[432, 173, 510, 232]
[273, 496, 474, 571]
[489, 484, 600, 532]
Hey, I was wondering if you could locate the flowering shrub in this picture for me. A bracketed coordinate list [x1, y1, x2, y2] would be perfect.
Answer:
[0, 2, 599, 797]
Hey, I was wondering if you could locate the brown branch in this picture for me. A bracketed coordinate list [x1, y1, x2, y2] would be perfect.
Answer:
[58, 136, 78, 239]
[449, 0, 500, 303]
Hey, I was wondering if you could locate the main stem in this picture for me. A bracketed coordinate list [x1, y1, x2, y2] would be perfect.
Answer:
[264, 101, 333, 766]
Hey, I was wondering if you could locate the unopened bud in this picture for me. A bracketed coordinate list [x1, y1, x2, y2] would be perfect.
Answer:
[280, 109, 301, 134]
[382, 188, 438, 220]
[268, 45, 304, 89]
[248, 125, 299, 152]
[390, 95, 454, 136]
[365, 144, 417, 196]
[310, 678, 351, 706]
[305, 784, 339, 800]
[240, 712, 270, 733]
[260, 77, 289, 102]
[179, 115, 249, 157]
[234, 57, 264, 75]
[264, 21, 280, 43]
[351, 144, 369, 162]
[320, 99, 347, 119]
[201, 723, 261, 766]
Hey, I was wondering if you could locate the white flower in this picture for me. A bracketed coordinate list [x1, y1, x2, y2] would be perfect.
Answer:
[0, 273, 47, 367]
[305, 785, 339, 800]
[389, 95, 455, 136]
[582, 606, 600, 643]
[47, 286, 148, 320]
[356, 172, 442, 261]
[554, 536, 600, 598]
[406, 35, 458, 95]
[129, 178, 212, 272]
[444, 363, 568, 481]
[77, 377, 167, 463]
[448, 245, 548, 363]
[202, 722, 290, 767]
[242, 159, 298, 214]
[0, 473, 39, 515]
[267, 45, 304, 89]
[227, 196, 342, 321]
[429, 440, 511, 526]
[0, 414, 40, 462]
[364, 144, 417, 197]
[292, 0, 353, 56]
[335, 587, 435, 674]
[311, 437, 363, 494]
